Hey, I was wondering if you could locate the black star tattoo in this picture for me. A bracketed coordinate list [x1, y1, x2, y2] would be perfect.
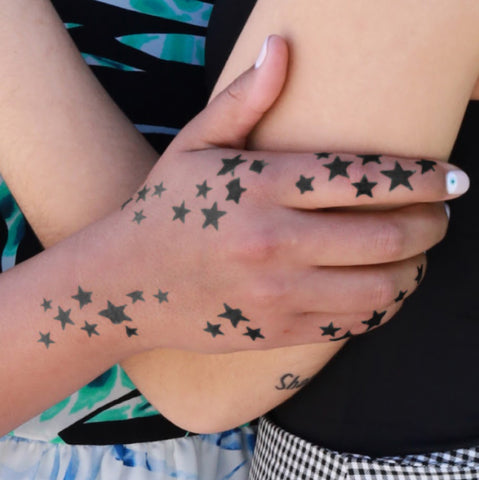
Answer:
[415, 265, 424, 285]
[204, 322, 224, 338]
[41, 299, 52, 312]
[98, 301, 132, 324]
[352, 175, 378, 198]
[136, 185, 150, 202]
[71, 286, 92, 309]
[152, 183, 167, 198]
[201, 202, 227, 230]
[330, 330, 353, 342]
[126, 326, 138, 338]
[358, 154, 382, 165]
[362, 310, 386, 331]
[127, 290, 144, 303]
[395, 290, 408, 302]
[38, 332, 54, 348]
[54, 307, 74, 330]
[196, 180, 212, 198]
[217, 154, 247, 176]
[323, 156, 353, 180]
[132, 210, 146, 224]
[250, 160, 268, 174]
[226, 178, 247, 204]
[320, 322, 341, 337]
[81, 321, 99, 337]
[296, 175, 315, 194]
[153, 289, 168, 303]
[243, 327, 265, 341]
[121, 198, 133, 210]
[315, 152, 331, 159]
[416, 159, 437, 174]
[172, 201, 191, 223]
[380, 161, 415, 191]
[218, 304, 250, 328]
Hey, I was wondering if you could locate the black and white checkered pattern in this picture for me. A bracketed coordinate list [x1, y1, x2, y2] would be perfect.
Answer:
[250, 417, 479, 480]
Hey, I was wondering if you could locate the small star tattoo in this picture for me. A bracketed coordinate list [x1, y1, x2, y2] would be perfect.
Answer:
[243, 327, 265, 341]
[72, 286, 92, 309]
[330, 330, 353, 342]
[362, 310, 386, 331]
[121, 198, 133, 210]
[41, 299, 52, 312]
[381, 162, 415, 191]
[127, 290, 144, 303]
[217, 154, 247, 176]
[323, 156, 353, 180]
[153, 289, 169, 303]
[315, 152, 331, 159]
[296, 175, 315, 194]
[98, 301, 132, 324]
[196, 180, 212, 198]
[395, 290, 408, 302]
[54, 307, 74, 330]
[152, 183, 167, 198]
[201, 202, 227, 230]
[136, 185, 150, 202]
[218, 304, 250, 328]
[226, 178, 247, 204]
[81, 321, 99, 337]
[204, 322, 224, 338]
[416, 159, 437, 174]
[126, 326, 138, 338]
[172, 201, 191, 223]
[415, 265, 424, 285]
[352, 175, 377, 198]
[250, 160, 268, 174]
[320, 322, 341, 337]
[132, 210, 146, 224]
[358, 155, 382, 165]
[38, 332, 54, 348]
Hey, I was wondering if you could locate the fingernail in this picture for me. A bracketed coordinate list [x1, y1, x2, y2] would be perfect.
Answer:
[444, 202, 450, 219]
[446, 170, 470, 195]
[255, 36, 270, 69]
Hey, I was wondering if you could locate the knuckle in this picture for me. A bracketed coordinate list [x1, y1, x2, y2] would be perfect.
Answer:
[225, 77, 246, 104]
[372, 222, 405, 261]
[249, 276, 289, 310]
[232, 228, 280, 263]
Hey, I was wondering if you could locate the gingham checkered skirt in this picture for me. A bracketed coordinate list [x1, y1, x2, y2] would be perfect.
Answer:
[249, 417, 479, 480]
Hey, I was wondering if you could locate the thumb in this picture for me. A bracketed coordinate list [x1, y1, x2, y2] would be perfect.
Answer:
[177, 35, 289, 151]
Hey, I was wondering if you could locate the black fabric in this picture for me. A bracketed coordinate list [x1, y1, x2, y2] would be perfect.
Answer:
[206, 0, 479, 457]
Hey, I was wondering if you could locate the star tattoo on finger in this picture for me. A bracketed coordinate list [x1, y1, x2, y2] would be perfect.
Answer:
[196, 180, 212, 198]
[415, 265, 424, 285]
[72, 286, 92, 309]
[315, 152, 331, 159]
[320, 322, 341, 337]
[41, 299, 52, 312]
[352, 175, 377, 198]
[323, 156, 353, 180]
[416, 159, 437, 174]
[362, 310, 386, 331]
[358, 154, 382, 165]
[152, 183, 167, 198]
[127, 291, 144, 303]
[54, 307, 74, 330]
[217, 154, 247, 176]
[126, 326, 138, 338]
[172, 201, 191, 223]
[394, 290, 408, 302]
[226, 178, 247, 204]
[201, 202, 227, 230]
[136, 186, 150, 202]
[243, 327, 265, 341]
[381, 162, 415, 191]
[81, 321, 99, 337]
[250, 160, 268, 174]
[133, 210, 146, 224]
[98, 301, 132, 324]
[330, 330, 353, 342]
[38, 332, 54, 348]
[218, 304, 250, 328]
[204, 322, 224, 338]
[296, 175, 315, 194]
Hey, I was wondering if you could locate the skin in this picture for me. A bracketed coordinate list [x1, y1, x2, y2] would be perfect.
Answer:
[0, 0, 471, 435]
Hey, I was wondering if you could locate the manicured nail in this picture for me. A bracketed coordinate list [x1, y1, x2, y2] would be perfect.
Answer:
[446, 170, 470, 195]
[255, 36, 270, 69]
[444, 202, 450, 219]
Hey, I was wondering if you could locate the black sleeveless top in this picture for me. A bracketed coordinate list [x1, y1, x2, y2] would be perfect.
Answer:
[207, 0, 479, 456]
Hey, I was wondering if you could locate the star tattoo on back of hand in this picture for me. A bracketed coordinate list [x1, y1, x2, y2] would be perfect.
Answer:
[98, 301, 132, 324]
[196, 180, 212, 198]
[172, 201, 191, 223]
[133, 210, 146, 224]
[81, 321, 99, 337]
[201, 202, 227, 230]
[218, 304, 250, 328]
[154, 289, 168, 303]
[136, 185, 150, 202]
[217, 154, 247, 176]
[243, 327, 265, 341]
[72, 286, 92, 309]
[38, 332, 54, 348]
[250, 160, 268, 174]
[41, 299, 52, 312]
[54, 307, 74, 330]
[204, 322, 224, 338]
[225, 178, 247, 204]
[152, 182, 167, 198]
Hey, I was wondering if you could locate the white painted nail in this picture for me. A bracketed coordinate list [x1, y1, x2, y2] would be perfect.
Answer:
[446, 170, 470, 195]
[444, 202, 450, 219]
[255, 36, 270, 69]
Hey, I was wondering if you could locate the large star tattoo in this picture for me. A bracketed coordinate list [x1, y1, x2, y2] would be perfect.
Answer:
[380, 162, 415, 191]
[132, 210, 146, 224]
[201, 202, 227, 230]
[296, 175, 315, 194]
[154, 289, 169, 303]
[352, 175, 377, 198]
[81, 321, 99, 337]
[127, 290, 144, 303]
[415, 264, 424, 285]
[362, 310, 386, 331]
[98, 301, 132, 324]
[41, 298, 52, 312]
[72, 286, 92, 309]
[196, 180, 212, 198]
[250, 160, 268, 174]
[38, 331, 54, 348]
[243, 327, 265, 341]
[152, 182, 167, 198]
[323, 156, 353, 180]
[172, 201, 191, 223]
[136, 185, 150, 202]
[54, 307, 74, 330]
[217, 154, 247, 176]
[358, 154, 382, 165]
[416, 159, 437, 174]
[320, 322, 341, 337]
[204, 322, 224, 338]
[218, 304, 250, 328]
[125, 326, 138, 338]
[226, 178, 247, 204]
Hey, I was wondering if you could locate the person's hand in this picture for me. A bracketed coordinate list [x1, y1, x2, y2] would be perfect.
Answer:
[109, 36, 469, 353]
